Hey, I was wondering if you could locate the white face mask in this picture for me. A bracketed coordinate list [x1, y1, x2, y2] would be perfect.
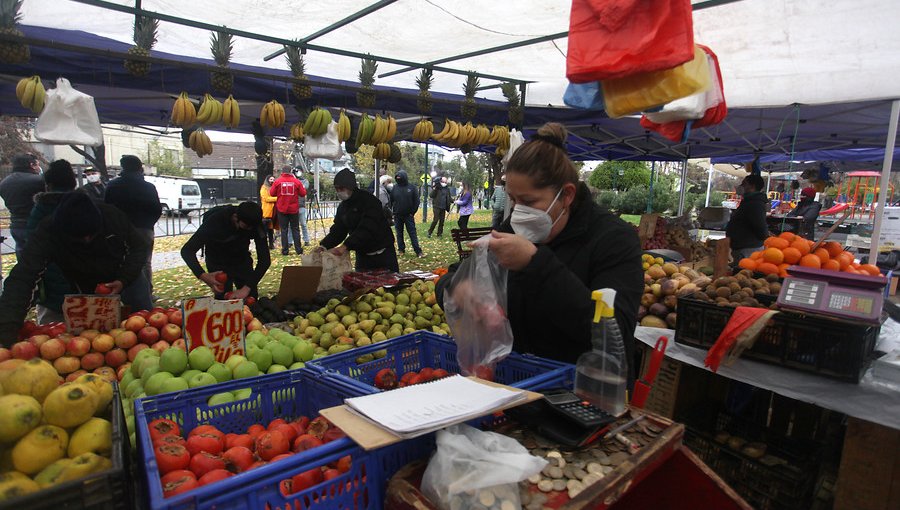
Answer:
[386, 183, 394, 191]
[86, 174, 100, 183]
[510, 188, 564, 243]
[337, 190, 352, 201]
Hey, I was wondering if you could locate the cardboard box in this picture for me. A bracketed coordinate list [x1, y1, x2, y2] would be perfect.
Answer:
[878, 206, 900, 250]
[274, 266, 322, 308]
[834, 417, 900, 510]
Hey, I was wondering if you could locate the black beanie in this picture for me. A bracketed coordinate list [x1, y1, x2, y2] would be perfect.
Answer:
[44, 160, 77, 191]
[52, 192, 103, 238]
[120, 155, 143, 173]
[333, 168, 357, 190]
[236, 202, 263, 228]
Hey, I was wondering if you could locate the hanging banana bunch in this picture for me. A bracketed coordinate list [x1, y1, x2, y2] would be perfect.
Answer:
[259, 100, 285, 129]
[373, 142, 391, 160]
[189, 128, 213, 157]
[222, 95, 241, 129]
[411, 118, 434, 142]
[15, 75, 45, 113]
[431, 119, 459, 145]
[289, 122, 304, 141]
[336, 110, 351, 143]
[355, 113, 375, 146]
[302, 108, 332, 138]
[196, 93, 223, 126]
[171, 92, 197, 128]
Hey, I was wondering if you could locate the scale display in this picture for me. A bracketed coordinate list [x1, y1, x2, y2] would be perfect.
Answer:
[777, 266, 885, 323]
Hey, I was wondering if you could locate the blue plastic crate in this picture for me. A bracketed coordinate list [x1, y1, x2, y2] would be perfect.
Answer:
[134, 369, 398, 510]
[306, 331, 575, 394]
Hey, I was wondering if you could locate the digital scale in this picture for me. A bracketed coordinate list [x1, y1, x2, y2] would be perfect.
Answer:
[777, 266, 888, 324]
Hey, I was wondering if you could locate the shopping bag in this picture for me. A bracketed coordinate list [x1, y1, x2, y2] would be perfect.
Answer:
[300, 250, 351, 291]
[421, 424, 547, 510]
[442, 236, 513, 379]
[563, 81, 605, 110]
[501, 129, 524, 167]
[35, 78, 103, 146]
[567, 0, 695, 83]
[303, 121, 344, 160]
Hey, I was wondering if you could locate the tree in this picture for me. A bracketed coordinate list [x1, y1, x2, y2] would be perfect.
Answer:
[146, 141, 190, 177]
[588, 161, 650, 191]
[0, 116, 38, 166]
[460, 152, 489, 189]
[397, 142, 426, 182]
[349, 145, 375, 184]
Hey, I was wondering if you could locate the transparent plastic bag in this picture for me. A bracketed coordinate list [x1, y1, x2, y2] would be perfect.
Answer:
[300, 249, 351, 291]
[303, 121, 343, 160]
[35, 78, 103, 146]
[443, 236, 513, 379]
[421, 424, 547, 510]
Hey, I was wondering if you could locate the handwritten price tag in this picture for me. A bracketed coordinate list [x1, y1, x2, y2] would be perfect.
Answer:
[183, 297, 245, 362]
[62, 295, 121, 334]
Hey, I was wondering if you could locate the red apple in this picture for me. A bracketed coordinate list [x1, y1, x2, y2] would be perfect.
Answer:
[167, 310, 183, 326]
[161, 324, 182, 342]
[80, 329, 100, 341]
[91, 334, 115, 353]
[108, 328, 125, 338]
[242, 306, 253, 324]
[246, 319, 263, 332]
[105, 348, 127, 368]
[138, 326, 159, 345]
[124, 315, 147, 333]
[39, 338, 66, 361]
[65, 369, 87, 382]
[0, 348, 10, 362]
[151, 340, 170, 354]
[54, 355, 81, 375]
[27, 334, 50, 348]
[114, 331, 137, 349]
[131, 310, 150, 320]
[116, 363, 131, 381]
[66, 336, 91, 357]
[93, 366, 117, 382]
[171, 338, 186, 350]
[11, 341, 38, 360]
[80, 352, 105, 371]
[147, 312, 168, 330]
[128, 344, 149, 361]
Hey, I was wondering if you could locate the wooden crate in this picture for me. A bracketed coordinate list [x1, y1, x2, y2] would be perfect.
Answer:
[638, 344, 682, 419]
[834, 417, 900, 510]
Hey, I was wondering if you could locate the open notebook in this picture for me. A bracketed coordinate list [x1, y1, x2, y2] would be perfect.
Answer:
[343, 375, 527, 438]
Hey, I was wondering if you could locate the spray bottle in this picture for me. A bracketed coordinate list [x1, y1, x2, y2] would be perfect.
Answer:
[574, 289, 627, 416]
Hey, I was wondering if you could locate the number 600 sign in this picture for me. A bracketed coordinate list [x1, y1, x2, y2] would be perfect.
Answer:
[183, 297, 245, 362]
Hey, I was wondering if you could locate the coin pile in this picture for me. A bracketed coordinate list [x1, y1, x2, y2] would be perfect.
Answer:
[447, 484, 519, 510]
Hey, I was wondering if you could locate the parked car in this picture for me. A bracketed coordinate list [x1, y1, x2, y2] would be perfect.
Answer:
[144, 175, 202, 214]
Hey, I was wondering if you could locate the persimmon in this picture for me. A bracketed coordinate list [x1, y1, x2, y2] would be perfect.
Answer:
[813, 248, 831, 263]
[738, 258, 758, 271]
[750, 250, 764, 260]
[859, 264, 881, 276]
[835, 251, 854, 270]
[822, 259, 841, 271]
[764, 237, 790, 250]
[762, 248, 784, 265]
[800, 254, 822, 268]
[791, 239, 811, 256]
[782, 247, 802, 264]
[778, 232, 797, 242]
[756, 262, 780, 275]
[823, 241, 843, 259]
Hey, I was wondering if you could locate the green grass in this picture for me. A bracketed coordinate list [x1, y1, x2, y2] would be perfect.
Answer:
[620, 214, 641, 225]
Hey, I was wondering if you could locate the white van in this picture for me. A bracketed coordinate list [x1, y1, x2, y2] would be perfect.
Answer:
[144, 175, 202, 214]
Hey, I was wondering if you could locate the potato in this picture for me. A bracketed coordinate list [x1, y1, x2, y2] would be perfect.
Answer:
[715, 287, 732, 299]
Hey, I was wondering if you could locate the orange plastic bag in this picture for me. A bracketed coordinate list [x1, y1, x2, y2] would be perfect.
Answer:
[567, 0, 695, 83]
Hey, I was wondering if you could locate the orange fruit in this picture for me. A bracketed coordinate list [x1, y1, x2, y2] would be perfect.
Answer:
[859, 264, 881, 276]
[822, 259, 841, 271]
[836, 252, 854, 270]
[782, 247, 802, 264]
[750, 250, 764, 260]
[778, 232, 797, 242]
[738, 258, 758, 271]
[823, 241, 843, 259]
[762, 248, 784, 265]
[813, 248, 830, 263]
[790, 239, 811, 256]
[764, 237, 790, 250]
[756, 262, 780, 275]
[800, 254, 821, 268]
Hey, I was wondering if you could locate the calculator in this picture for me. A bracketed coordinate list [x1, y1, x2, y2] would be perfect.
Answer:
[503, 388, 616, 447]
[543, 390, 615, 428]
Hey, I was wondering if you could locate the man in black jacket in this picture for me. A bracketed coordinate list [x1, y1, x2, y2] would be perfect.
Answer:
[726, 174, 770, 262]
[0, 154, 44, 260]
[180, 202, 271, 300]
[427, 177, 452, 237]
[105, 155, 162, 299]
[320, 168, 398, 272]
[390, 171, 424, 258]
[787, 187, 822, 240]
[0, 192, 152, 344]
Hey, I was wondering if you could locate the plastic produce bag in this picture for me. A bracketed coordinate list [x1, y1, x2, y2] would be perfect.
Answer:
[563, 81, 605, 110]
[501, 129, 524, 167]
[567, 0, 694, 83]
[422, 424, 547, 510]
[35, 78, 103, 146]
[303, 121, 343, 160]
[443, 236, 513, 379]
[301, 249, 352, 292]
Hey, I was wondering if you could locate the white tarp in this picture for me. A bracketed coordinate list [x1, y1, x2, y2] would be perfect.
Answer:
[20, 0, 900, 109]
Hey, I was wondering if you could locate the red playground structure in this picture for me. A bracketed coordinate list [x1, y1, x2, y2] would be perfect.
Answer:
[822, 171, 895, 220]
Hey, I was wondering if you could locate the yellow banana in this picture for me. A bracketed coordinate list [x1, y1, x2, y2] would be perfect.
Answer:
[15, 76, 29, 103]
[371, 115, 385, 144]
[386, 115, 397, 141]
[432, 119, 450, 142]
[31, 78, 45, 113]
[196, 95, 212, 125]
[274, 101, 285, 128]
[337, 111, 350, 142]
[21, 76, 35, 112]
[222, 95, 240, 128]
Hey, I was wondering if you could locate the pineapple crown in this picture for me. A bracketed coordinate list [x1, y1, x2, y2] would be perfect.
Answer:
[210, 30, 233, 66]
[500, 82, 521, 107]
[285, 41, 306, 76]
[463, 73, 480, 99]
[415, 68, 433, 92]
[359, 56, 377, 87]
[132, 16, 159, 49]
[0, 0, 23, 27]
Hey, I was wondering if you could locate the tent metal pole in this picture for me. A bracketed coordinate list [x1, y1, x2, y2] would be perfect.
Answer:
[647, 162, 656, 213]
[706, 161, 714, 207]
[868, 99, 899, 260]
[423, 145, 429, 224]
[678, 160, 688, 216]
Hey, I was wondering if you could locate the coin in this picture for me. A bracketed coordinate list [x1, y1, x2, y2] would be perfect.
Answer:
[573, 468, 588, 480]
[586, 462, 603, 475]
[478, 490, 495, 507]
[500, 501, 517, 510]
[548, 466, 563, 479]
[582, 473, 601, 486]
[538, 480, 553, 492]
[609, 452, 629, 464]
[527, 473, 542, 484]
[601, 465, 614, 475]
[552, 479, 567, 492]
[566, 479, 584, 492]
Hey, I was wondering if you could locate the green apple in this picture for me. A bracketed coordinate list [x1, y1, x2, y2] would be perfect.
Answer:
[232, 360, 260, 379]
[280, 336, 300, 350]
[126, 415, 135, 432]
[248, 349, 272, 372]
[232, 388, 253, 400]
[159, 348, 188, 375]
[122, 398, 134, 417]
[181, 369, 202, 382]
[246, 330, 266, 346]
[267, 364, 287, 374]
[124, 379, 144, 399]
[289, 361, 306, 370]
[132, 351, 159, 377]
[312, 352, 329, 360]
[145, 372, 174, 396]
[206, 363, 232, 383]
[140, 363, 161, 385]
[188, 346, 216, 371]
[188, 372, 218, 388]
[119, 370, 135, 389]
[292, 341, 315, 363]
[160, 377, 189, 394]
[207, 392, 234, 406]
[224, 355, 247, 371]
[266, 343, 293, 367]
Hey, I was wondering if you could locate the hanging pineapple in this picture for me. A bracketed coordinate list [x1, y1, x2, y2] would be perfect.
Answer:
[460, 73, 480, 120]
[210, 30, 234, 94]
[416, 68, 433, 114]
[356, 56, 377, 109]
[285, 42, 312, 100]
[124, 16, 158, 77]
[0, 0, 28, 64]
[501, 82, 524, 128]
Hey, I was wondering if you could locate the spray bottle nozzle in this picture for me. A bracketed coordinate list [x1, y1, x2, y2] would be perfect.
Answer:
[592, 289, 617, 322]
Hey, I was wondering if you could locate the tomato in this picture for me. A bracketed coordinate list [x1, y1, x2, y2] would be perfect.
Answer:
[246, 424, 266, 439]
[407, 374, 426, 385]
[291, 468, 324, 493]
[189, 452, 226, 478]
[291, 417, 310, 436]
[149, 418, 183, 443]
[198, 469, 232, 487]
[222, 446, 254, 473]
[399, 371, 417, 384]
[225, 433, 254, 451]
[292, 434, 324, 453]
[322, 427, 346, 443]
[373, 368, 397, 390]
[334, 455, 352, 474]
[307, 417, 331, 439]
[323, 468, 341, 481]
[474, 365, 494, 381]
[186, 433, 224, 456]
[418, 367, 434, 381]
[189, 425, 224, 440]
[431, 368, 450, 379]
[215, 272, 228, 284]
[248, 460, 267, 470]
[95, 283, 112, 295]
[279, 478, 294, 496]
[161, 470, 198, 498]
[255, 430, 289, 461]
[155, 444, 191, 474]
[269, 453, 294, 463]
[270, 423, 298, 443]
[154, 435, 187, 448]
[267, 418, 288, 430]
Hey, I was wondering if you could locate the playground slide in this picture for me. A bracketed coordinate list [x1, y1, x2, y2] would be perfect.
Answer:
[770, 200, 781, 210]
[821, 203, 851, 216]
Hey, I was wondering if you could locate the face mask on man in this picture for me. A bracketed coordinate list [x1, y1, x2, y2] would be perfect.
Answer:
[337, 190, 352, 201]
[386, 183, 394, 191]
[86, 174, 100, 183]
[510, 188, 564, 243]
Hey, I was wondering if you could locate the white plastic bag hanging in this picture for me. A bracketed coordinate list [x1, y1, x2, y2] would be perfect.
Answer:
[644, 54, 722, 123]
[502, 129, 525, 167]
[303, 121, 343, 160]
[35, 78, 103, 146]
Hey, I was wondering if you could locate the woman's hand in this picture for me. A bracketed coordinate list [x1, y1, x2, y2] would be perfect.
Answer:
[487, 231, 537, 271]
[199, 272, 224, 293]
[330, 245, 348, 257]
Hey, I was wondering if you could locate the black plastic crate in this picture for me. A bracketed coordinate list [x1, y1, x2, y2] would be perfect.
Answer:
[0, 383, 130, 510]
[675, 294, 878, 382]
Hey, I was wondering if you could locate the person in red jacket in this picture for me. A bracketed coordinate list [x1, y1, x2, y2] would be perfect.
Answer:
[270, 166, 306, 255]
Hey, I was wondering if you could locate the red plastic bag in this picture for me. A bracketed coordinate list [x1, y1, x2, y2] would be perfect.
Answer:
[704, 307, 778, 372]
[567, 0, 695, 83]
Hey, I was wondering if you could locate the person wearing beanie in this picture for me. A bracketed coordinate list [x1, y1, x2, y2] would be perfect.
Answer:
[787, 187, 822, 240]
[0, 192, 153, 344]
[726, 174, 770, 262]
[105, 155, 162, 298]
[80, 166, 106, 201]
[270, 165, 306, 255]
[319, 168, 399, 272]
[0, 153, 44, 260]
[180, 201, 271, 300]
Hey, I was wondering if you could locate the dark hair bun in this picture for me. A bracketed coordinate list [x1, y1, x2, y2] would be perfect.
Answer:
[535, 122, 568, 146]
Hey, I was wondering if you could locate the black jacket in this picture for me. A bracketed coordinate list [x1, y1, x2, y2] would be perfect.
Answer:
[180, 205, 271, 287]
[80, 182, 106, 202]
[0, 203, 150, 343]
[436, 183, 644, 381]
[726, 191, 769, 250]
[0, 169, 44, 227]
[429, 185, 452, 211]
[787, 198, 822, 240]
[390, 172, 420, 216]
[105, 172, 162, 229]
[321, 188, 394, 254]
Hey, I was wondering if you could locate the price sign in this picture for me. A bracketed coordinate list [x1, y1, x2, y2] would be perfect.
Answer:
[183, 297, 245, 363]
[62, 295, 121, 334]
